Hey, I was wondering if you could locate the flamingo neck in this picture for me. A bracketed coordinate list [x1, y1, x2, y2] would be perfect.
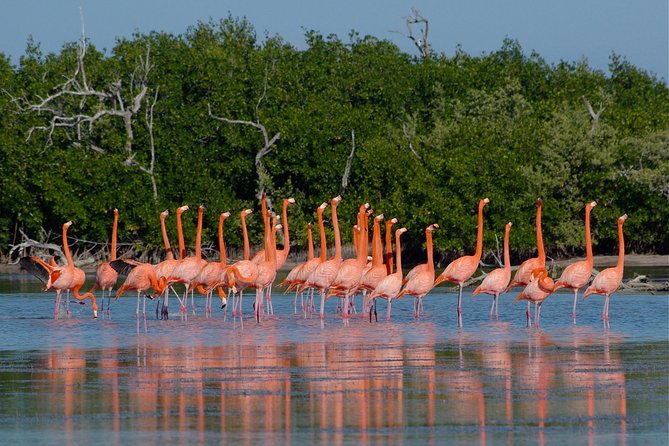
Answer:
[536, 203, 545, 263]
[426, 230, 434, 273]
[281, 200, 290, 255]
[318, 209, 327, 262]
[358, 215, 368, 265]
[372, 219, 382, 266]
[241, 213, 250, 261]
[332, 202, 341, 261]
[394, 230, 403, 276]
[218, 215, 227, 265]
[307, 224, 314, 260]
[62, 223, 74, 266]
[385, 221, 395, 274]
[195, 208, 203, 259]
[111, 211, 118, 261]
[615, 220, 625, 273]
[585, 205, 593, 266]
[503, 225, 511, 271]
[177, 211, 186, 260]
[160, 214, 174, 261]
[474, 201, 486, 260]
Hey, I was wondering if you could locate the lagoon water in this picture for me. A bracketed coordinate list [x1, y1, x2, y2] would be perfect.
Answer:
[0, 274, 667, 445]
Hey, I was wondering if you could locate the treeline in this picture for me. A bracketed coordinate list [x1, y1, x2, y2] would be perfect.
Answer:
[1, 16, 667, 265]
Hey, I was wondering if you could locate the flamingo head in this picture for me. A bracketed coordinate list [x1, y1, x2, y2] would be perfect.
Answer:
[619, 214, 628, 223]
[428, 223, 439, 232]
[391, 218, 398, 224]
[483, 197, 490, 205]
[332, 195, 342, 205]
[160, 209, 169, 218]
[287, 197, 296, 205]
[243, 209, 253, 216]
[506, 222, 513, 229]
[536, 198, 543, 207]
[199, 204, 205, 211]
[64, 221, 73, 228]
[589, 200, 598, 209]
[319, 202, 328, 210]
[530, 267, 547, 281]
[113, 208, 119, 216]
[375, 214, 384, 222]
[178, 205, 189, 214]
[222, 211, 231, 219]
[398, 227, 408, 235]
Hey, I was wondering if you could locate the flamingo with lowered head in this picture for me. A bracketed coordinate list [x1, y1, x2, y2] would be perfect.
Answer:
[366, 227, 408, 322]
[513, 267, 558, 328]
[472, 222, 512, 319]
[583, 214, 628, 324]
[434, 198, 490, 327]
[554, 201, 597, 323]
[506, 198, 545, 327]
[398, 223, 439, 318]
[90, 209, 119, 317]
[112, 258, 168, 318]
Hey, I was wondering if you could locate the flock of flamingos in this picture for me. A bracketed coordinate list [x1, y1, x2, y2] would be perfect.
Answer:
[19, 195, 628, 328]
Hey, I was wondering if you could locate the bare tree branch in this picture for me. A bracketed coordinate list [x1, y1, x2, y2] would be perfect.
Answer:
[581, 95, 604, 135]
[341, 129, 356, 196]
[400, 117, 422, 160]
[391, 7, 431, 59]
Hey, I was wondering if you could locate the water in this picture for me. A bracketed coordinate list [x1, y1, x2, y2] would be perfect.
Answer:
[0, 275, 667, 445]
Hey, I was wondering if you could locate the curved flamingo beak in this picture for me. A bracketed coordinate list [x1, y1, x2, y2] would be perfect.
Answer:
[590, 201, 598, 208]
[433, 274, 446, 287]
[319, 202, 328, 209]
[161, 210, 169, 217]
[223, 212, 231, 218]
[244, 209, 253, 215]
[375, 214, 384, 221]
[178, 205, 189, 212]
[288, 198, 296, 204]
[483, 198, 490, 204]
[619, 214, 628, 222]
[391, 218, 398, 224]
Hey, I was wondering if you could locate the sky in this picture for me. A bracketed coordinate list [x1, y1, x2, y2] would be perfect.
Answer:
[1, 0, 667, 82]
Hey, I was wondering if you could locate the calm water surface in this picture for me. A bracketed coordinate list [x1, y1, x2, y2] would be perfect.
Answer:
[0, 274, 667, 445]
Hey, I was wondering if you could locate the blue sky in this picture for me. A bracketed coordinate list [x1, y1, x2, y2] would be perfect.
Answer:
[2, 0, 667, 82]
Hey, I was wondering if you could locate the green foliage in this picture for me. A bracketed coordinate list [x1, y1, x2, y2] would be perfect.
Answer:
[2, 19, 668, 260]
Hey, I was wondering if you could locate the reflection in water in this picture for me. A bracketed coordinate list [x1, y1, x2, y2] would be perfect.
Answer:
[0, 325, 641, 445]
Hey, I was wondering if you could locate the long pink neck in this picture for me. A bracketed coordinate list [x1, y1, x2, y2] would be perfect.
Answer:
[307, 224, 314, 260]
[536, 202, 545, 263]
[111, 211, 118, 261]
[241, 212, 250, 261]
[195, 207, 204, 259]
[161, 213, 174, 261]
[218, 214, 227, 265]
[503, 224, 511, 271]
[394, 230, 403, 276]
[426, 229, 434, 273]
[318, 208, 327, 262]
[357, 210, 368, 265]
[332, 200, 341, 261]
[585, 205, 594, 266]
[615, 219, 625, 273]
[62, 223, 73, 266]
[372, 219, 382, 266]
[385, 221, 395, 274]
[474, 200, 486, 260]
[281, 200, 290, 255]
[177, 209, 186, 260]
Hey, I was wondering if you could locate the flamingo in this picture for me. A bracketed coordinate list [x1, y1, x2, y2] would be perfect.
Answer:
[554, 201, 598, 323]
[385, 217, 398, 274]
[513, 267, 558, 328]
[472, 222, 512, 320]
[90, 208, 119, 317]
[154, 208, 184, 319]
[20, 221, 98, 319]
[112, 259, 168, 318]
[434, 198, 490, 327]
[194, 211, 231, 317]
[506, 198, 545, 327]
[299, 195, 343, 322]
[398, 223, 439, 318]
[251, 213, 280, 322]
[280, 222, 313, 313]
[359, 214, 389, 311]
[226, 209, 260, 318]
[327, 202, 370, 322]
[366, 227, 408, 321]
[583, 214, 628, 323]
[168, 205, 207, 317]
[284, 202, 328, 315]
[252, 197, 296, 270]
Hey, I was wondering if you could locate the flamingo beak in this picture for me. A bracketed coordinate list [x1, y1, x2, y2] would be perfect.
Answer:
[433, 274, 446, 287]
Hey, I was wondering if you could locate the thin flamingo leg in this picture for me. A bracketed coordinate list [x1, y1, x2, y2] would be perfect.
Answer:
[572, 289, 578, 323]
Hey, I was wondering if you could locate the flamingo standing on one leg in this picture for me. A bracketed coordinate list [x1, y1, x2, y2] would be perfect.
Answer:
[154, 208, 184, 319]
[472, 222, 512, 320]
[20, 221, 98, 319]
[90, 209, 119, 317]
[506, 198, 546, 327]
[434, 198, 490, 328]
[168, 205, 207, 318]
[513, 267, 558, 328]
[583, 214, 628, 325]
[398, 224, 439, 318]
[366, 227, 408, 321]
[554, 201, 598, 323]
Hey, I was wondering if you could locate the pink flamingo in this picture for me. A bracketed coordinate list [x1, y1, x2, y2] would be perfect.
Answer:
[434, 198, 490, 327]
[385, 217, 398, 274]
[398, 223, 439, 318]
[513, 267, 558, 328]
[583, 214, 628, 323]
[20, 221, 98, 319]
[154, 208, 184, 319]
[90, 209, 119, 317]
[226, 209, 260, 318]
[112, 259, 168, 318]
[252, 197, 296, 270]
[194, 211, 231, 317]
[280, 221, 314, 313]
[506, 198, 545, 327]
[299, 196, 343, 322]
[251, 213, 280, 322]
[359, 214, 389, 311]
[366, 227, 408, 321]
[554, 201, 597, 323]
[472, 222, 512, 319]
[168, 205, 207, 317]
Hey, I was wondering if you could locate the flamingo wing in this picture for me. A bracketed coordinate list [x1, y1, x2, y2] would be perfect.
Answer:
[19, 256, 51, 284]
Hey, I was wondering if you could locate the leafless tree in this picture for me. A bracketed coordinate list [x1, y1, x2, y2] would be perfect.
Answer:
[207, 61, 280, 209]
[400, 116, 422, 160]
[6, 10, 160, 199]
[341, 129, 356, 196]
[392, 7, 431, 59]
[581, 95, 604, 135]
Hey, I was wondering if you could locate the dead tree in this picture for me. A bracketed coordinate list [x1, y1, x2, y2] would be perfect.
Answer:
[581, 95, 604, 135]
[207, 62, 280, 209]
[393, 8, 431, 59]
[7, 11, 160, 199]
[341, 129, 356, 196]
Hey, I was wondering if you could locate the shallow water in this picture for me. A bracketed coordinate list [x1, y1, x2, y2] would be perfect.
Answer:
[0, 275, 668, 445]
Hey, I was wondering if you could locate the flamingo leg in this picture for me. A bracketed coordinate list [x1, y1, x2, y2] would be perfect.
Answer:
[494, 294, 499, 320]
[136, 291, 141, 318]
[65, 290, 71, 316]
[54, 290, 62, 319]
[386, 299, 392, 321]
[490, 296, 495, 320]
[457, 284, 463, 328]
[572, 289, 578, 323]
[526, 301, 531, 328]
[319, 289, 326, 320]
